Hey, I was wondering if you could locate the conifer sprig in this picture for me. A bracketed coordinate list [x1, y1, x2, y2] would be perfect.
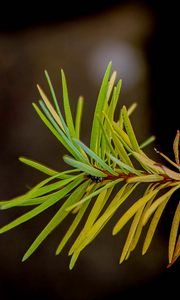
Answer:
[0, 63, 179, 269]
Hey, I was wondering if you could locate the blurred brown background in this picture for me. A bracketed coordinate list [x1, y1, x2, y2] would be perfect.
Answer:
[0, 1, 179, 299]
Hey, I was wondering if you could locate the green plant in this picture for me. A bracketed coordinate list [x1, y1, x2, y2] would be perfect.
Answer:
[0, 62, 179, 269]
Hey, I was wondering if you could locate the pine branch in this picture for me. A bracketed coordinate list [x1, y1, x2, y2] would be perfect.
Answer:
[0, 63, 179, 269]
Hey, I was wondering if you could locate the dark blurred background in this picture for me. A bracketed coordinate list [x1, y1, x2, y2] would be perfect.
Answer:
[0, 1, 179, 299]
